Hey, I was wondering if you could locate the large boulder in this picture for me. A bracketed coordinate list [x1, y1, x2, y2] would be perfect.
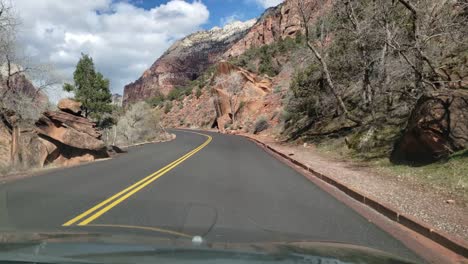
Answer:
[57, 98, 82, 115]
[36, 111, 105, 151]
[390, 90, 468, 165]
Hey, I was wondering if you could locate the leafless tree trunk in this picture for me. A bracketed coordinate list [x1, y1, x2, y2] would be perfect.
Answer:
[396, 0, 424, 91]
[296, 0, 361, 125]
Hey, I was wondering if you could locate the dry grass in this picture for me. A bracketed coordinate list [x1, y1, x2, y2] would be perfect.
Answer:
[316, 138, 468, 202]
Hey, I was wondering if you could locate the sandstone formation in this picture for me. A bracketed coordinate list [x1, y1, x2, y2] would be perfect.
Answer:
[34, 99, 109, 167]
[390, 90, 468, 165]
[161, 61, 283, 134]
[57, 98, 82, 115]
[223, 0, 329, 58]
[1, 98, 110, 171]
[123, 20, 256, 105]
[123, 0, 327, 106]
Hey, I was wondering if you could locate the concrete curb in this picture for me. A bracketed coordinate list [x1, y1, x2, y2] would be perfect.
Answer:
[242, 134, 468, 258]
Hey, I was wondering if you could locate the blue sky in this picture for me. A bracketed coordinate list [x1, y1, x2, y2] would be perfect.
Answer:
[130, 0, 273, 29]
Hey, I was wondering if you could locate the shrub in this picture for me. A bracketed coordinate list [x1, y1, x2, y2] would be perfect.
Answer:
[164, 101, 172, 114]
[146, 92, 166, 107]
[253, 116, 269, 134]
[115, 102, 164, 145]
[273, 86, 282, 93]
[167, 88, 183, 101]
[195, 87, 202, 98]
[183, 86, 193, 97]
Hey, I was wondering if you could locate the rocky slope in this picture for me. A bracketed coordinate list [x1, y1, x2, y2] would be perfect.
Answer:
[1, 98, 112, 171]
[161, 60, 292, 135]
[123, 0, 326, 105]
[223, 0, 319, 57]
[123, 20, 256, 105]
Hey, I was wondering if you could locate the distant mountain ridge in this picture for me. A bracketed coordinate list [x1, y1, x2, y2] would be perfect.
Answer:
[123, 0, 309, 105]
[122, 19, 256, 105]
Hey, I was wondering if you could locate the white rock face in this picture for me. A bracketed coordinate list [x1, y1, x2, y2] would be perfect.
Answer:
[176, 19, 257, 49]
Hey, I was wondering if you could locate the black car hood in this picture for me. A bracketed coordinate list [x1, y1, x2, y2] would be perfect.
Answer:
[0, 231, 420, 264]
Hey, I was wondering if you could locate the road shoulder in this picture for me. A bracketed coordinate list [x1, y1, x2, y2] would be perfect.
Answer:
[0, 134, 177, 185]
[239, 132, 468, 262]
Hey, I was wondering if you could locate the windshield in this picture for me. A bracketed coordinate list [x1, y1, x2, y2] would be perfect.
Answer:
[1, 0, 466, 264]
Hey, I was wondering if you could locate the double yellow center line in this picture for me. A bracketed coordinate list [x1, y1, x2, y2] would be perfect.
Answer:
[63, 131, 212, 227]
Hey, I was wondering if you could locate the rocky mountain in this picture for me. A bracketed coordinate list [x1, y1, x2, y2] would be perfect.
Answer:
[123, 19, 256, 105]
[223, 0, 309, 58]
[123, 0, 325, 106]
[111, 93, 123, 107]
[161, 61, 283, 132]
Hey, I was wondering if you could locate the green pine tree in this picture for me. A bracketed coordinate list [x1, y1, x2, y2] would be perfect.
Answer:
[63, 54, 112, 120]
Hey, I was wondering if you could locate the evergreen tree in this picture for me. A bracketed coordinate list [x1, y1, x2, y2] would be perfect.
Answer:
[63, 53, 112, 120]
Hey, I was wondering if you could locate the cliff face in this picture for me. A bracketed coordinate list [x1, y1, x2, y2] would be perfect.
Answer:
[223, 1, 302, 58]
[123, 0, 323, 106]
[123, 20, 256, 105]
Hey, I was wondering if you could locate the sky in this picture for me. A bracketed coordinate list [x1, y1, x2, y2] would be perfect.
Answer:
[11, 0, 283, 102]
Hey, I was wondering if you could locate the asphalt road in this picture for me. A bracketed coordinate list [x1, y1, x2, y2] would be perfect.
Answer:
[0, 129, 422, 262]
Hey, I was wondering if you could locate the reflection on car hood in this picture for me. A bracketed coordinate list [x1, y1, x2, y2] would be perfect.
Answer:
[0, 231, 419, 264]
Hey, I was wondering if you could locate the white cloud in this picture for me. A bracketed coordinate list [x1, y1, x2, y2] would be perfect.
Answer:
[12, 0, 209, 101]
[253, 0, 283, 8]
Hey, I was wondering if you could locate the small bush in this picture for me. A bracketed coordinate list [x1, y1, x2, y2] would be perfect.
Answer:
[253, 116, 269, 134]
[183, 86, 193, 97]
[167, 88, 181, 101]
[164, 101, 172, 114]
[195, 87, 202, 98]
[115, 102, 165, 145]
[146, 92, 166, 107]
[273, 86, 282, 93]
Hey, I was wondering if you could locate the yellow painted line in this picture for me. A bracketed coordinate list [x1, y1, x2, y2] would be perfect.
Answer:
[62, 131, 212, 226]
[85, 224, 192, 238]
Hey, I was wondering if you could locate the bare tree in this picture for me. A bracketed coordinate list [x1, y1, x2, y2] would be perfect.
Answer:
[387, 0, 467, 90]
[214, 72, 243, 123]
[295, 0, 361, 124]
[0, 0, 58, 167]
[115, 102, 166, 146]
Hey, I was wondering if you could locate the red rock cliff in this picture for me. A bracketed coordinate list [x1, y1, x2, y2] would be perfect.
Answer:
[123, 0, 327, 106]
[123, 20, 256, 105]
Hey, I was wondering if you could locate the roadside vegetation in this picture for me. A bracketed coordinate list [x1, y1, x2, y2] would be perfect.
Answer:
[229, 34, 305, 77]
[0, 1, 57, 175]
[194, 0, 466, 197]
[112, 102, 169, 146]
[63, 54, 113, 121]
[276, 0, 467, 196]
[316, 139, 468, 201]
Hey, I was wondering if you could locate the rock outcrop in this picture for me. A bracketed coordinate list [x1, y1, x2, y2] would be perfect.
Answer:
[1, 98, 110, 171]
[123, 0, 329, 106]
[33, 99, 109, 167]
[390, 90, 468, 165]
[161, 61, 282, 133]
[57, 98, 82, 115]
[223, 0, 330, 58]
[123, 20, 256, 105]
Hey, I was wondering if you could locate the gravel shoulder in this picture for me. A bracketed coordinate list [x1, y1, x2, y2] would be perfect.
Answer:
[245, 133, 468, 243]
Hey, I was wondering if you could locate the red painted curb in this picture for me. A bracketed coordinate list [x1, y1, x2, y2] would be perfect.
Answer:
[242, 135, 468, 258]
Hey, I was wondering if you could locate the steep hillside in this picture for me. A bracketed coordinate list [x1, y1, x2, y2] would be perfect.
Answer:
[123, 20, 255, 105]
[127, 0, 467, 167]
[223, 0, 326, 57]
[161, 61, 288, 133]
[123, 0, 324, 106]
